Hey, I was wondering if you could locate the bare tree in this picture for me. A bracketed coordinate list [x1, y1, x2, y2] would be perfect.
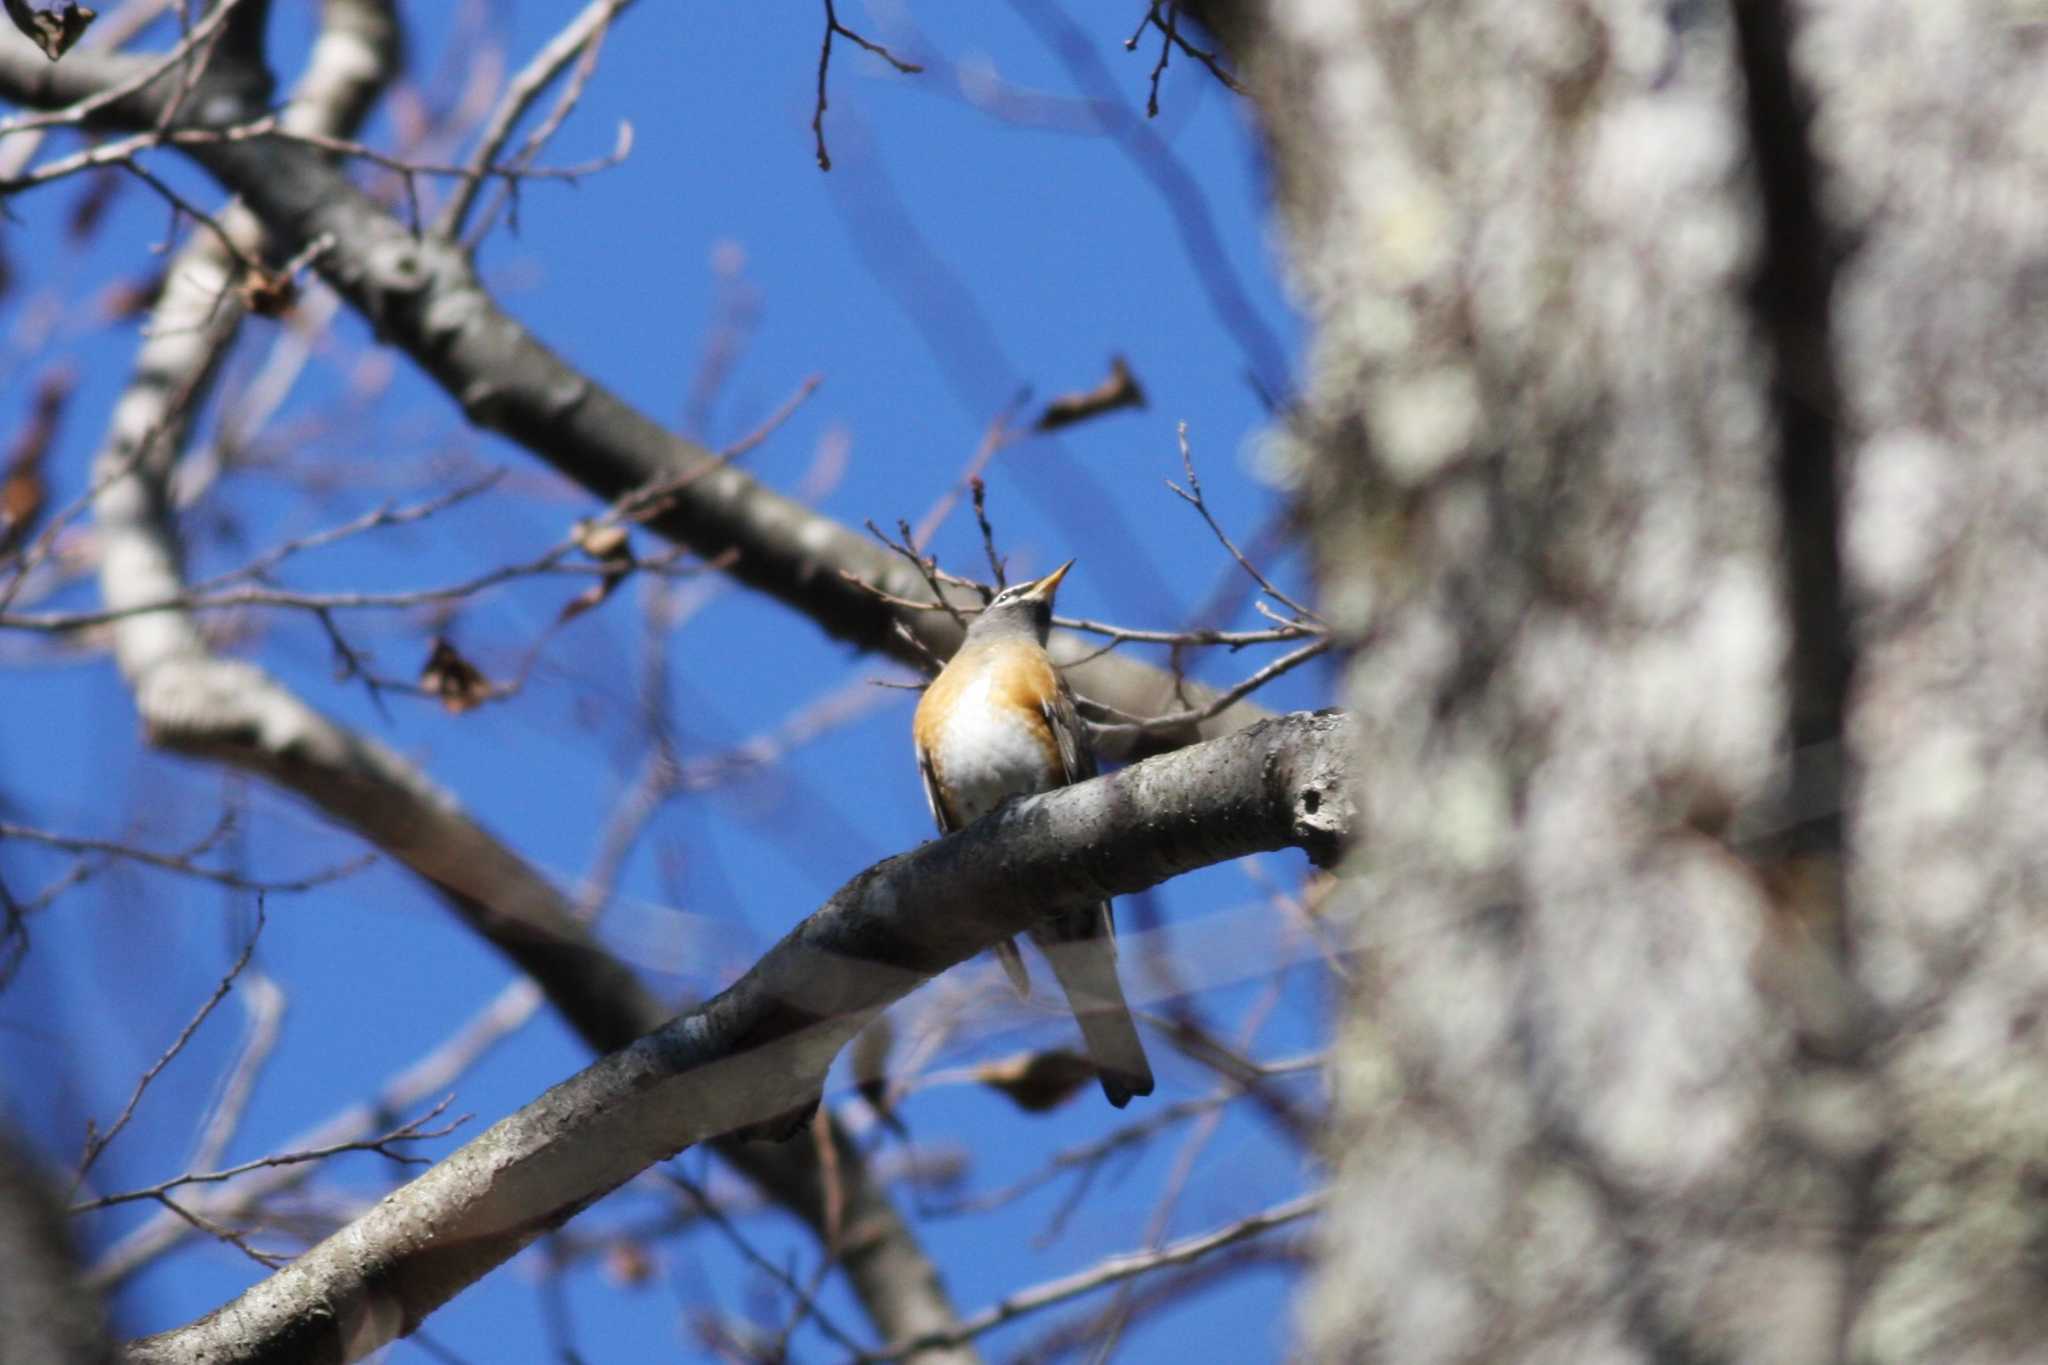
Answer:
[1192, 0, 2048, 1361]
[0, 3, 1335, 1361]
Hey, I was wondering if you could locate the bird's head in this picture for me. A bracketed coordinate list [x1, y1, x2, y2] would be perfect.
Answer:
[965, 559, 1073, 645]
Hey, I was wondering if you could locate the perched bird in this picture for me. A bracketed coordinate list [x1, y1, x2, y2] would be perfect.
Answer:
[912, 561, 1155, 1107]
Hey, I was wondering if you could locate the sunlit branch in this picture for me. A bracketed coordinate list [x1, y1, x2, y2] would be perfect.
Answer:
[72, 1101, 468, 1214]
[87, 979, 545, 1289]
[0, 0, 247, 139]
[865, 1189, 1328, 1362]
[0, 25, 1273, 753]
[0, 822, 370, 893]
[1082, 635, 1333, 739]
[437, 0, 636, 241]
[123, 712, 1353, 1364]
[75, 905, 266, 1185]
[1168, 422, 1320, 624]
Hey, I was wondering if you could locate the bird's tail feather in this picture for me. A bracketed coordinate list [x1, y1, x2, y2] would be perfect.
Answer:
[1036, 907, 1154, 1108]
[993, 938, 1031, 997]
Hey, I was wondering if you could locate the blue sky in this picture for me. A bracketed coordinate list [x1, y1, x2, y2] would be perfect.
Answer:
[0, 3, 1331, 1360]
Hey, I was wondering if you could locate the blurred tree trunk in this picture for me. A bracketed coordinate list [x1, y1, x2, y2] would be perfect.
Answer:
[1212, 2, 2048, 1360]
[0, 1126, 114, 1365]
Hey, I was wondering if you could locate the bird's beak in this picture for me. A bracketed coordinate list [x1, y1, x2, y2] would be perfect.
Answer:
[1024, 558, 1075, 603]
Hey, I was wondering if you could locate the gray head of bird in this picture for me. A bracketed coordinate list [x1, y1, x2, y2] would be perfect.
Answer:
[963, 559, 1073, 645]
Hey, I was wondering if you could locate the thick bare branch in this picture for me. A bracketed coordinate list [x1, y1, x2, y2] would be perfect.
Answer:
[0, 1127, 115, 1365]
[0, 35, 1265, 757]
[125, 710, 1353, 1365]
[63, 11, 979, 1355]
[34, 8, 975, 1357]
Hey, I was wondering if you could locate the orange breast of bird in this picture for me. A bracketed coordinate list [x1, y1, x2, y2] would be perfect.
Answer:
[915, 640, 1066, 827]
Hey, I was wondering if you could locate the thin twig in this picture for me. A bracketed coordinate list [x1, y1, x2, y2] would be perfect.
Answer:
[184, 967, 285, 1176]
[864, 1190, 1328, 1361]
[196, 471, 509, 592]
[813, 0, 923, 171]
[1145, 0, 1176, 117]
[890, 620, 947, 677]
[924, 1094, 1227, 1220]
[718, 372, 823, 460]
[87, 980, 543, 1287]
[72, 1101, 469, 1213]
[0, 0, 252, 139]
[2, 112, 628, 200]
[1142, 1007, 1319, 1147]
[1053, 616, 1313, 648]
[1088, 985, 1283, 1355]
[1083, 635, 1332, 738]
[867, 517, 968, 630]
[969, 476, 1005, 587]
[1011, 1239, 1310, 1364]
[910, 397, 1023, 548]
[468, 18, 629, 242]
[1168, 422, 1321, 623]
[571, 577, 683, 921]
[76, 902, 267, 1184]
[1240, 857, 1353, 985]
[667, 1171, 873, 1357]
[1124, 1, 1244, 106]
[837, 575, 958, 615]
[764, 1107, 845, 1357]
[0, 823, 372, 892]
[116, 156, 261, 272]
[0, 518, 728, 632]
[436, 0, 636, 240]
[149, 1190, 290, 1270]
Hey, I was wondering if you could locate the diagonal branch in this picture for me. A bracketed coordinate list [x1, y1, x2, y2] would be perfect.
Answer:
[436, 0, 634, 242]
[0, 34, 1265, 758]
[867, 1189, 1325, 1362]
[124, 710, 1354, 1365]
[86, 979, 543, 1289]
[60, 6, 978, 1358]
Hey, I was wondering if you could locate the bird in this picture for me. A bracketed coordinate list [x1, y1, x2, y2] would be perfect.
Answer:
[912, 560, 1156, 1107]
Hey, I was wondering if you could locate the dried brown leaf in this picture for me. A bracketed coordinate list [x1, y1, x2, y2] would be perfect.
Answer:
[3, 0, 96, 60]
[974, 1048, 1097, 1112]
[238, 268, 299, 319]
[419, 637, 493, 714]
[556, 567, 628, 625]
[1033, 355, 1147, 432]
[96, 271, 165, 321]
[1, 368, 74, 557]
[850, 1014, 908, 1137]
[63, 168, 118, 243]
[603, 1239, 654, 1288]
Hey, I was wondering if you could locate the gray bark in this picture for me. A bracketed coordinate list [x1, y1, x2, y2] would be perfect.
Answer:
[0, 1128, 115, 1365]
[122, 710, 1353, 1365]
[1219, 0, 2048, 1361]
[55, 3, 981, 1356]
[0, 30, 1263, 759]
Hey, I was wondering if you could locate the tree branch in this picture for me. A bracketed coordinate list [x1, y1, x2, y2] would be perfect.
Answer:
[49, 8, 978, 1357]
[124, 710, 1354, 1364]
[867, 1189, 1325, 1362]
[0, 1126, 114, 1365]
[0, 34, 1265, 758]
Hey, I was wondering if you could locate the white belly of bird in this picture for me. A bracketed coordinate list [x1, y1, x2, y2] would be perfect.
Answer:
[931, 671, 1054, 825]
